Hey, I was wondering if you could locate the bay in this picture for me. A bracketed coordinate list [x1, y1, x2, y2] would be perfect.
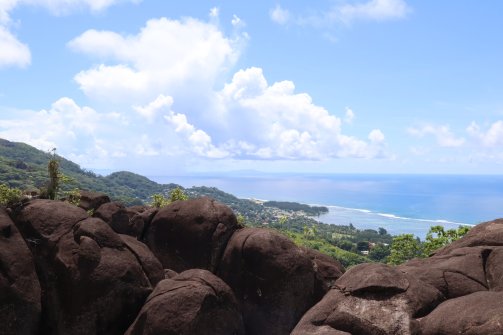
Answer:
[150, 174, 503, 238]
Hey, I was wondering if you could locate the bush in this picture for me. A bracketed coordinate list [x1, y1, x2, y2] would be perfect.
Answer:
[0, 184, 22, 206]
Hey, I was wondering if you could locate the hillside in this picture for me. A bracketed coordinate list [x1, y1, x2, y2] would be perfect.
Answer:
[0, 138, 393, 266]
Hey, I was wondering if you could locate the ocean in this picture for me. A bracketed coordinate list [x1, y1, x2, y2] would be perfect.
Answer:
[150, 174, 503, 239]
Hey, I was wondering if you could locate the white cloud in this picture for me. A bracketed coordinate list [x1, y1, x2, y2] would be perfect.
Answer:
[133, 94, 173, 123]
[271, 0, 411, 29]
[0, 97, 119, 154]
[344, 107, 355, 124]
[408, 124, 465, 147]
[69, 17, 243, 102]
[0, 26, 30, 68]
[270, 5, 290, 25]
[209, 7, 219, 18]
[0, 0, 140, 69]
[214, 67, 388, 160]
[231, 14, 245, 28]
[336, 0, 411, 24]
[467, 121, 503, 147]
[164, 111, 229, 159]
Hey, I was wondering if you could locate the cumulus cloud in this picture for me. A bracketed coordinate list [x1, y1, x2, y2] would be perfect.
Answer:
[133, 94, 173, 123]
[214, 67, 388, 160]
[408, 124, 465, 147]
[467, 121, 503, 147]
[0, 0, 140, 69]
[0, 26, 30, 68]
[0, 97, 121, 154]
[68, 17, 244, 102]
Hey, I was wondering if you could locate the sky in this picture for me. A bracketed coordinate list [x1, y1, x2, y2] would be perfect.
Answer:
[0, 0, 503, 176]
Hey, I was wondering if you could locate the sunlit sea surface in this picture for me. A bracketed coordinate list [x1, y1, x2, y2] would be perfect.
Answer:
[150, 174, 503, 239]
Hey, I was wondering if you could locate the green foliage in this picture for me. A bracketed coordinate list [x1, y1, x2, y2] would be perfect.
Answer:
[0, 184, 22, 206]
[169, 187, 189, 202]
[151, 193, 170, 208]
[368, 244, 391, 262]
[64, 188, 81, 207]
[422, 225, 471, 256]
[263, 201, 329, 216]
[283, 229, 369, 268]
[388, 234, 423, 265]
[236, 214, 247, 227]
[47, 149, 59, 200]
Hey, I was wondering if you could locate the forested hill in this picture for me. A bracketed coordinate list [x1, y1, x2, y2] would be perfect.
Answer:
[0, 138, 175, 204]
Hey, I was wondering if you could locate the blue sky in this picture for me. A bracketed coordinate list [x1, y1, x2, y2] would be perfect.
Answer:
[0, 0, 502, 176]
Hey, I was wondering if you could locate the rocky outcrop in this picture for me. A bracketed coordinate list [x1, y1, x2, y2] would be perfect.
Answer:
[78, 190, 110, 212]
[420, 291, 503, 335]
[0, 209, 41, 335]
[11, 199, 162, 335]
[144, 197, 239, 272]
[293, 218, 503, 335]
[4, 193, 503, 335]
[125, 269, 245, 335]
[292, 263, 443, 335]
[94, 201, 145, 238]
[218, 228, 344, 335]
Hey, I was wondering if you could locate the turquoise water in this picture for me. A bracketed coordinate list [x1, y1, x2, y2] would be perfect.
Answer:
[151, 174, 503, 238]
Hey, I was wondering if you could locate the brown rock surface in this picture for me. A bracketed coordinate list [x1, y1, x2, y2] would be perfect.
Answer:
[144, 197, 239, 272]
[0, 209, 41, 335]
[420, 291, 503, 335]
[218, 228, 318, 335]
[11, 199, 158, 335]
[125, 269, 244, 335]
[94, 202, 145, 238]
[78, 190, 110, 212]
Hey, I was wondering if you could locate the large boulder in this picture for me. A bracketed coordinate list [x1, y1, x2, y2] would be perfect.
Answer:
[292, 263, 443, 335]
[12, 199, 163, 335]
[420, 291, 503, 334]
[399, 246, 488, 298]
[0, 209, 41, 335]
[125, 269, 245, 335]
[144, 197, 239, 272]
[94, 202, 145, 238]
[218, 228, 318, 335]
[303, 247, 345, 300]
[486, 247, 503, 291]
[78, 190, 110, 212]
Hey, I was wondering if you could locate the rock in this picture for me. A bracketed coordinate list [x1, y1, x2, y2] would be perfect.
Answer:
[164, 269, 178, 279]
[420, 291, 503, 335]
[125, 269, 245, 335]
[144, 197, 239, 272]
[120, 234, 164, 287]
[292, 263, 443, 335]
[486, 247, 503, 291]
[95, 202, 145, 238]
[218, 228, 316, 335]
[78, 190, 110, 212]
[303, 247, 345, 300]
[399, 246, 488, 298]
[336, 263, 409, 295]
[12, 199, 156, 335]
[0, 209, 41, 335]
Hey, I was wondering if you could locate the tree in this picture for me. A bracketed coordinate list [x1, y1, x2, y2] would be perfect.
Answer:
[388, 234, 422, 265]
[0, 184, 22, 206]
[356, 241, 369, 252]
[150, 194, 170, 208]
[47, 148, 59, 200]
[378, 227, 388, 236]
[422, 225, 471, 256]
[369, 244, 391, 262]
